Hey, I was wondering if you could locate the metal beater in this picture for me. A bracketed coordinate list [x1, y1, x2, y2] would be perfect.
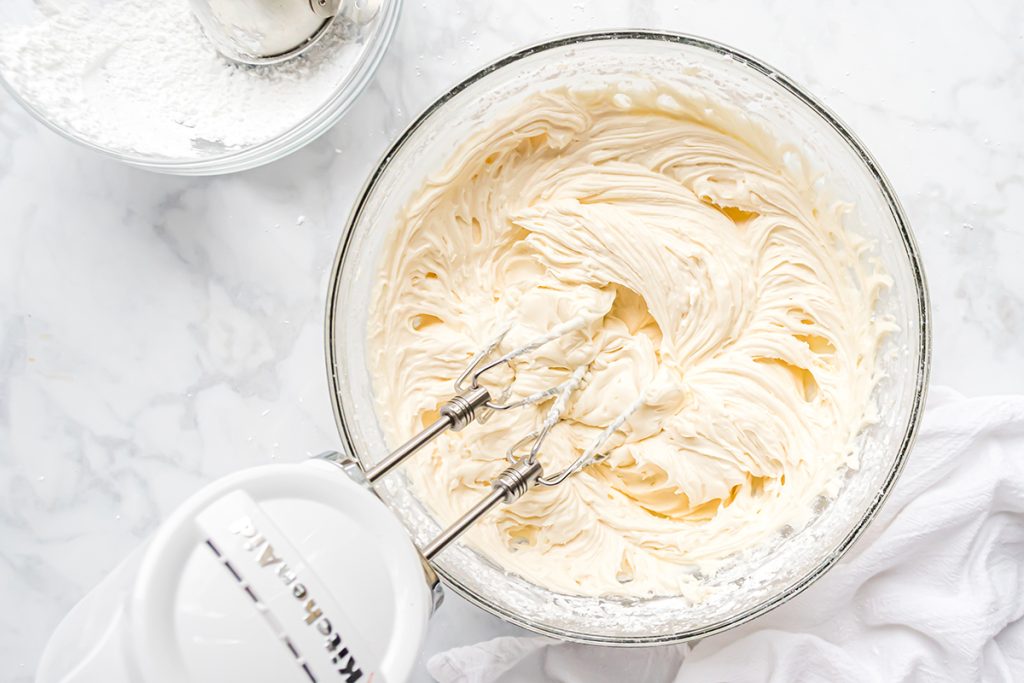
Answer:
[359, 318, 626, 559]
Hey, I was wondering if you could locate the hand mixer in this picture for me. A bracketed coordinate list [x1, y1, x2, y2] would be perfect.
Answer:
[36, 321, 634, 683]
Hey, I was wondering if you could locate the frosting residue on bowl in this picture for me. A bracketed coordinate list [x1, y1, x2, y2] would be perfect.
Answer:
[368, 79, 892, 598]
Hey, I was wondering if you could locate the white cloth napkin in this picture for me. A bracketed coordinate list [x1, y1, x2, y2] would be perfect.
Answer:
[428, 387, 1024, 682]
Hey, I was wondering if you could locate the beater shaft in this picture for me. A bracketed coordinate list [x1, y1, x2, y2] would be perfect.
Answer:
[365, 386, 490, 483]
[421, 457, 542, 560]
[421, 488, 505, 561]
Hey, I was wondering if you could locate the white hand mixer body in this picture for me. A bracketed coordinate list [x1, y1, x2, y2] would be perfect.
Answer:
[36, 322, 639, 683]
[37, 457, 431, 683]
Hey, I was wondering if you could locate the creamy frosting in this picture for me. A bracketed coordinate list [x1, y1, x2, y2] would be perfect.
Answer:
[368, 80, 891, 598]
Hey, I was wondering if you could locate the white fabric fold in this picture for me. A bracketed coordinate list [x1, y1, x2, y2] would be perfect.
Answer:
[428, 387, 1024, 682]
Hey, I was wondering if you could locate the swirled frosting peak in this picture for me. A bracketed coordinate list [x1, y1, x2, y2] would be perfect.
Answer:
[369, 80, 890, 598]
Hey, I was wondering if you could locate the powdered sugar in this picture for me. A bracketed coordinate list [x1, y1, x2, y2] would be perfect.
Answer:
[0, 0, 366, 158]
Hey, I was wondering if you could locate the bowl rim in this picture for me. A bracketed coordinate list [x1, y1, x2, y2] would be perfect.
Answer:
[324, 29, 932, 646]
[0, 0, 402, 176]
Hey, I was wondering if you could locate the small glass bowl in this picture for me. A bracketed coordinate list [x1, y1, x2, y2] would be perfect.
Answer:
[0, 0, 401, 175]
[325, 31, 931, 645]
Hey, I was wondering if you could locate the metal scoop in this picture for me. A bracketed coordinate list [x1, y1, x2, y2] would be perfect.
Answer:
[188, 0, 352, 64]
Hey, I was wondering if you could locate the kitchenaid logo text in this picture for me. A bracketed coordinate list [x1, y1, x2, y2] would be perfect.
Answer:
[229, 516, 364, 683]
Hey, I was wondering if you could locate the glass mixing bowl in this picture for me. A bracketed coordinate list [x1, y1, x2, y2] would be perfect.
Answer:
[0, 0, 400, 175]
[325, 31, 930, 645]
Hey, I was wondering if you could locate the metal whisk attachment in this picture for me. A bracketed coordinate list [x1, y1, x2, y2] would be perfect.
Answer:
[501, 348, 656, 488]
[367, 319, 588, 480]
[453, 315, 588, 411]
[361, 318, 643, 559]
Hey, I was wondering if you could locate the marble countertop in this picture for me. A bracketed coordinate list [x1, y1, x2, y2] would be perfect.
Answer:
[1, 1, 1022, 681]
